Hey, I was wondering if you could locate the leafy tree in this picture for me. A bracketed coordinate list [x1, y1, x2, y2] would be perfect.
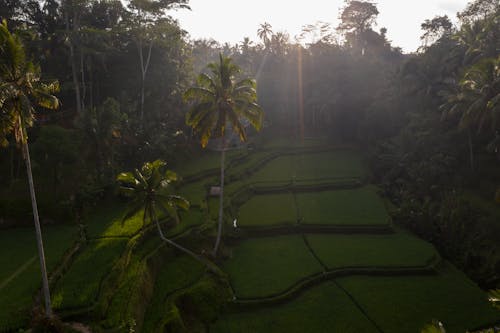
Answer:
[124, 0, 189, 122]
[184, 54, 263, 256]
[441, 55, 500, 170]
[116, 159, 208, 265]
[337, 0, 379, 54]
[337, 0, 379, 33]
[0, 20, 59, 317]
[76, 97, 126, 181]
[32, 125, 79, 197]
[420, 15, 453, 49]
[457, 0, 499, 24]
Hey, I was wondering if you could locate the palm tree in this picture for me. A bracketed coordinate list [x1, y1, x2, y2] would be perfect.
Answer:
[441, 55, 500, 171]
[184, 54, 263, 257]
[116, 160, 208, 266]
[0, 21, 59, 317]
[257, 22, 273, 49]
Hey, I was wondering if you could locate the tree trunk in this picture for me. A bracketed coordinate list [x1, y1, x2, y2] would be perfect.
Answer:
[212, 136, 226, 257]
[137, 38, 153, 123]
[80, 50, 86, 112]
[22, 142, 52, 317]
[64, 7, 82, 115]
[468, 128, 474, 172]
[151, 202, 212, 269]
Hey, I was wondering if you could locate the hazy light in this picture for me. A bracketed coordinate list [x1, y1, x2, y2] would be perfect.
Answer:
[170, 0, 470, 52]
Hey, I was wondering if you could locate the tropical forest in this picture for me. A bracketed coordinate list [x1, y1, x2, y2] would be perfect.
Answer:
[0, 0, 499, 332]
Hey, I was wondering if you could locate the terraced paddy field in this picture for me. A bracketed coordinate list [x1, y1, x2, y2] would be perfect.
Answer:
[336, 263, 500, 333]
[306, 232, 438, 269]
[211, 281, 378, 333]
[297, 186, 390, 226]
[237, 193, 297, 227]
[1, 143, 499, 332]
[214, 145, 499, 332]
[242, 150, 366, 184]
[224, 235, 323, 298]
[142, 255, 205, 332]
[0, 225, 78, 330]
[52, 238, 128, 310]
[213, 264, 498, 333]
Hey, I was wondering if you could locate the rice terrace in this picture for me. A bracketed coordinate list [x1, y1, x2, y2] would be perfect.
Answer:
[1, 0, 500, 332]
[0, 136, 498, 332]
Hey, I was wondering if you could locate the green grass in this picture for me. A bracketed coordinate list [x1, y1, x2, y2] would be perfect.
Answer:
[211, 281, 378, 333]
[142, 255, 205, 332]
[165, 208, 205, 237]
[52, 238, 127, 310]
[306, 232, 437, 269]
[337, 263, 500, 333]
[180, 150, 244, 176]
[227, 151, 274, 176]
[242, 150, 365, 184]
[178, 180, 209, 206]
[293, 151, 365, 180]
[224, 235, 323, 298]
[84, 202, 143, 238]
[297, 186, 390, 225]
[0, 225, 78, 331]
[237, 193, 297, 227]
[247, 155, 295, 183]
[259, 137, 329, 150]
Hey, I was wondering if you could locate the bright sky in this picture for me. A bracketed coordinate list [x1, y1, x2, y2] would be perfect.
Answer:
[170, 0, 471, 53]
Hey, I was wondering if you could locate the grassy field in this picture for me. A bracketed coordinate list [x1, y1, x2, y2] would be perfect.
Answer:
[142, 255, 205, 332]
[297, 186, 390, 225]
[246, 155, 295, 183]
[52, 238, 127, 310]
[242, 150, 365, 184]
[165, 208, 205, 237]
[227, 151, 275, 176]
[0, 225, 78, 331]
[293, 151, 365, 180]
[337, 263, 500, 333]
[211, 281, 378, 333]
[224, 235, 323, 298]
[306, 232, 437, 269]
[84, 202, 143, 238]
[237, 193, 297, 227]
[180, 150, 244, 177]
[178, 180, 210, 207]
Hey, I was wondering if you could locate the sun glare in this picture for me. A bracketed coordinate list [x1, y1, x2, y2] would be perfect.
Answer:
[171, 0, 470, 52]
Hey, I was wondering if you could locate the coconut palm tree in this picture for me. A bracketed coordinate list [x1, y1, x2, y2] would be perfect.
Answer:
[257, 22, 273, 49]
[116, 160, 207, 265]
[0, 21, 60, 317]
[184, 54, 263, 257]
[441, 55, 500, 171]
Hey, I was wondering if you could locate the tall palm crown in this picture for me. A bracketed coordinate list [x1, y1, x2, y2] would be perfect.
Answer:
[0, 21, 59, 147]
[184, 54, 263, 147]
[257, 22, 273, 47]
[441, 56, 500, 132]
[117, 159, 189, 228]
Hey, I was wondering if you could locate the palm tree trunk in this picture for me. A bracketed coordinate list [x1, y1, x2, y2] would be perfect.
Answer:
[212, 136, 226, 257]
[468, 128, 474, 172]
[22, 142, 52, 317]
[151, 203, 212, 269]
